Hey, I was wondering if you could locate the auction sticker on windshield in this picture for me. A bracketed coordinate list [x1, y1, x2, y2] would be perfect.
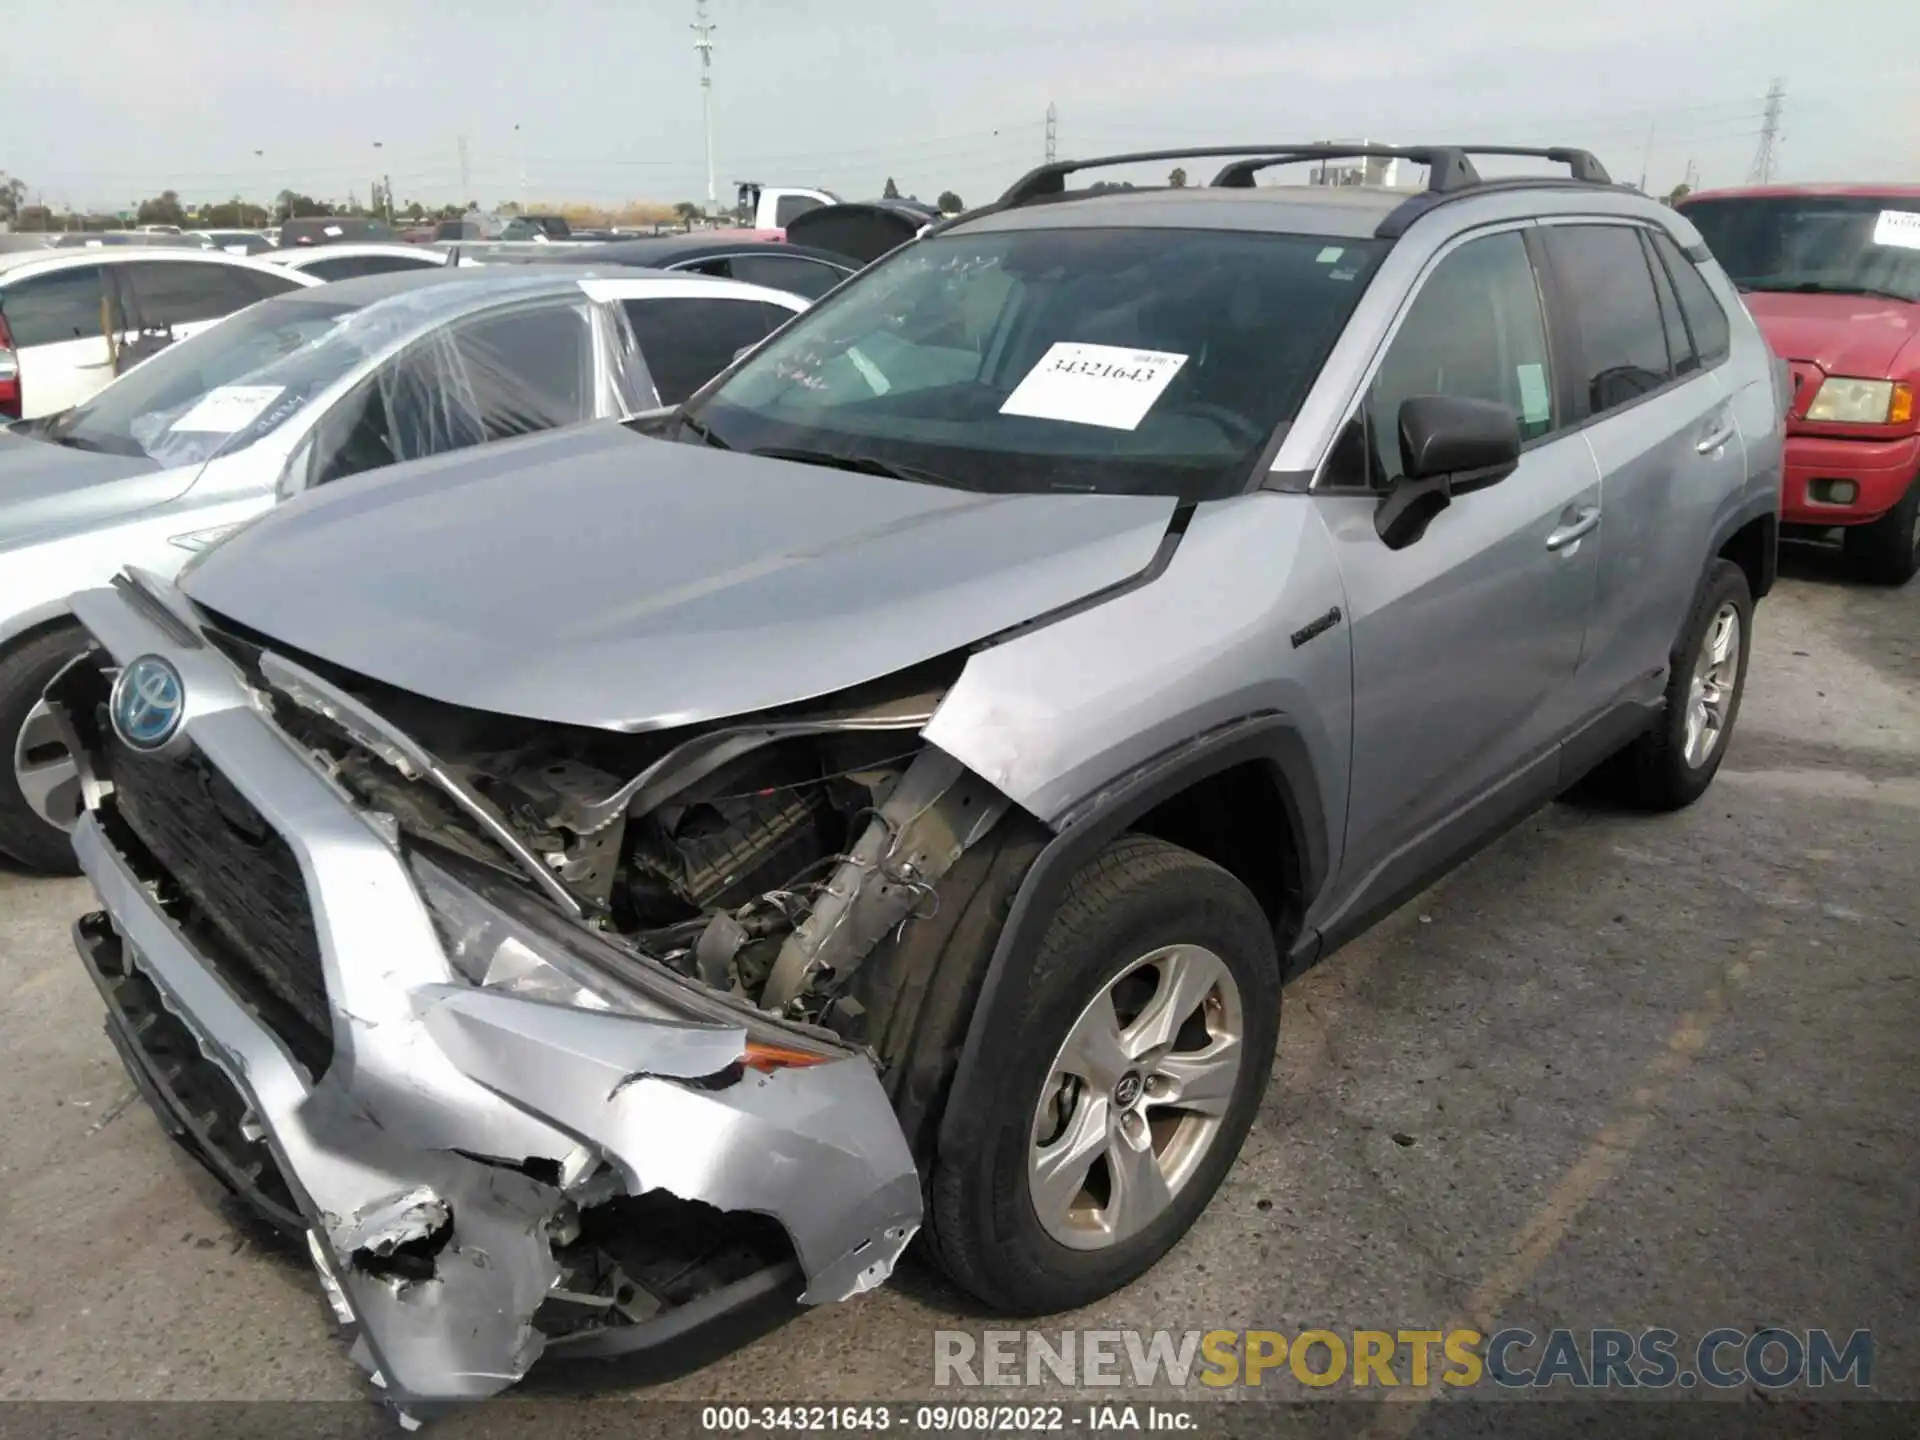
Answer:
[168, 385, 287, 434]
[1000, 342, 1189, 431]
[1873, 210, 1920, 251]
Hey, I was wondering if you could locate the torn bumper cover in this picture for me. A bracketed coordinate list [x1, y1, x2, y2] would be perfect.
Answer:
[58, 580, 922, 1407]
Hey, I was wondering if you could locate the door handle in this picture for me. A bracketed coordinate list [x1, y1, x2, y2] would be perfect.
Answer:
[1546, 506, 1601, 551]
[1695, 420, 1736, 454]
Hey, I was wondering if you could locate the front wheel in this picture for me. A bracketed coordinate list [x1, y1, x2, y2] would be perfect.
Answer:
[0, 625, 90, 874]
[924, 835, 1280, 1314]
[1842, 477, 1920, 586]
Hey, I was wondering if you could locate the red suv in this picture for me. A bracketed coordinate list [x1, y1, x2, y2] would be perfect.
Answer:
[1678, 184, 1920, 584]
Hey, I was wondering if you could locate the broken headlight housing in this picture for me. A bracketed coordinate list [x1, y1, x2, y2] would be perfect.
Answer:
[411, 850, 666, 1015]
[407, 847, 838, 1070]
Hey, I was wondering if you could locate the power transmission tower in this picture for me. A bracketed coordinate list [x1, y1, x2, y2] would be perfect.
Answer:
[457, 135, 470, 203]
[1748, 79, 1784, 184]
[693, 0, 718, 214]
[1045, 103, 1057, 164]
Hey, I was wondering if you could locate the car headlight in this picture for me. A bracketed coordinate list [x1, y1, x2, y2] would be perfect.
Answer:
[1804, 377, 1914, 425]
[407, 848, 837, 1069]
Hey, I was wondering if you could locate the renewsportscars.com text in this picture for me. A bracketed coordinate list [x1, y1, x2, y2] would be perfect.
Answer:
[932, 1327, 1873, 1391]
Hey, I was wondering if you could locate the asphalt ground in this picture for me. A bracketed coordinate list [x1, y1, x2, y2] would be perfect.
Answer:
[0, 542, 1913, 1435]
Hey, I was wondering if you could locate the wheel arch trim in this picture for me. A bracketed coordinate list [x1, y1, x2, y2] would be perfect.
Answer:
[935, 712, 1327, 1161]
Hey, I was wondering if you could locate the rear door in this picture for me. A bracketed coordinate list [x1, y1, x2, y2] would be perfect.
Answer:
[1313, 224, 1602, 930]
[2, 263, 114, 417]
[1539, 221, 1742, 726]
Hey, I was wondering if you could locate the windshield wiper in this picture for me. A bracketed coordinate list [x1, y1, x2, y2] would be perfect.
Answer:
[749, 445, 967, 489]
[1745, 281, 1915, 303]
[676, 411, 731, 450]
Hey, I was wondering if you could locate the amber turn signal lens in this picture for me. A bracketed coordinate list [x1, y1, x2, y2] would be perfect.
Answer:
[1891, 383, 1914, 427]
[742, 1040, 834, 1071]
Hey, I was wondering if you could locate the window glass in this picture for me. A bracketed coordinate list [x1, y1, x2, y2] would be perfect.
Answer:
[1648, 230, 1731, 367]
[302, 253, 436, 282]
[1641, 230, 1697, 377]
[454, 302, 594, 441]
[689, 227, 1388, 500]
[120, 260, 287, 327]
[308, 376, 400, 487]
[1356, 230, 1554, 488]
[40, 294, 358, 462]
[1545, 225, 1673, 417]
[727, 253, 848, 300]
[2, 265, 106, 347]
[774, 194, 825, 228]
[1679, 195, 1920, 304]
[623, 296, 779, 406]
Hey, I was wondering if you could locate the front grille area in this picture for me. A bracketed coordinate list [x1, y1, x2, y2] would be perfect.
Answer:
[100, 737, 333, 1066]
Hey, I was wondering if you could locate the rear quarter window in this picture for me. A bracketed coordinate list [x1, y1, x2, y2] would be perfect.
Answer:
[1, 265, 106, 346]
[1649, 230, 1732, 368]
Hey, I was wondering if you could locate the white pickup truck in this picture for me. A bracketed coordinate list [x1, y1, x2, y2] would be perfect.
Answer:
[734, 182, 838, 230]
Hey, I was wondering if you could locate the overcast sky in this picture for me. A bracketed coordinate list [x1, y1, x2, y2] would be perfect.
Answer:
[4, 0, 1912, 214]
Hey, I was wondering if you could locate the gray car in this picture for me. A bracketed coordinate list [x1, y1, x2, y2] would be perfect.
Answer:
[50, 144, 1783, 1415]
[0, 265, 812, 871]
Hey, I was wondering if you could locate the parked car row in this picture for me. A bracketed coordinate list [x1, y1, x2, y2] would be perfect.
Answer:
[3, 142, 1912, 1424]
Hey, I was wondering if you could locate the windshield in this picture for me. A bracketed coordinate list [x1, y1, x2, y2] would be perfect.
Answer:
[1682, 195, 1920, 303]
[683, 225, 1386, 500]
[38, 296, 363, 465]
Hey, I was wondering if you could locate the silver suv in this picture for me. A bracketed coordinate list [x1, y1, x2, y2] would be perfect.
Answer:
[50, 145, 1783, 1414]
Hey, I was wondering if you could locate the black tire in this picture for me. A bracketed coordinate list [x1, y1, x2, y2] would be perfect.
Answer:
[0, 624, 90, 875]
[1590, 559, 1753, 812]
[1842, 476, 1920, 586]
[922, 834, 1280, 1314]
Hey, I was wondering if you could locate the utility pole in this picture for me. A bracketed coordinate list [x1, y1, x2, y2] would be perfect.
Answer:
[692, 0, 718, 215]
[1045, 102, 1058, 163]
[457, 134, 471, 205]
[1748, 79, 1785, 184]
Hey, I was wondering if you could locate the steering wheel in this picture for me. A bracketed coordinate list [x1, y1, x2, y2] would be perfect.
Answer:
[1161, 400, 1267, 447]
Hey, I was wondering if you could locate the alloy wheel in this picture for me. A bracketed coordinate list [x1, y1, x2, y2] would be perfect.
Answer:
[1028, 943, 1246, 1250]
[12, 700, 82, 835]
[1682, 602, 1742, 769]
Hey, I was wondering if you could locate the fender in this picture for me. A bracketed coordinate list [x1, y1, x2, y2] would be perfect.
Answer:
[1708, 492, 1779, 600]
[935, 712, 1329, 1160]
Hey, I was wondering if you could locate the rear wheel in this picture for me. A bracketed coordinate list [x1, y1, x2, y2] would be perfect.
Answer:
[1842, 476, 1920, 586]
[1588, 559, 1752, 812]
[0, 625, 90, 874]
[923, 834, 1279, 1314]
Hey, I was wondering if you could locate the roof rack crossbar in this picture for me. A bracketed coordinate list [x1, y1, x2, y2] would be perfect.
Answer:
[996, 145, 1406, 207]
[1212, 146, 1481, 192]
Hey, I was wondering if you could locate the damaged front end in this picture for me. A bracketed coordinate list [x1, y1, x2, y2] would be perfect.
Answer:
[53, 572, 1013, 1414]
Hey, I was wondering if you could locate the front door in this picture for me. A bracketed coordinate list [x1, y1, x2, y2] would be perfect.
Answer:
[1311, 225, 1601, 935]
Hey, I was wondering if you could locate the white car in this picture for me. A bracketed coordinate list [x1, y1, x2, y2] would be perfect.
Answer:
[267, 242, 455, 282]
[0, 248, 319, 420]
[0, 265, 811, 869]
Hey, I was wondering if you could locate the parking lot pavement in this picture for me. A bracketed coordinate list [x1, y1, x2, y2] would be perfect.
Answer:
[0, 546, 1913, 1412]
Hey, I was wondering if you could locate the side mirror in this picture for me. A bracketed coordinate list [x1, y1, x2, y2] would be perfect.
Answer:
[1375, 394, 1522, 550]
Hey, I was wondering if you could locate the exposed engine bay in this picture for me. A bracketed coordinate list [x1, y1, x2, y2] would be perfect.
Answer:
[232, 630, 1012, 1034]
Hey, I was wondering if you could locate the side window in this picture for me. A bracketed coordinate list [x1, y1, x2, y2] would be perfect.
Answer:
[119, 261, 280, 327]
[453, 302, 595, 441]
[1351, 230, 1556, 488]
[307, 377, 400, 488]
[621, 296, 779, 405]
[2, 266, 106, 347]
[728, 253, 847, 300]
[228, 266, 306, 303]
[1649, 231, 1732, 368]
[1640, 230, 1698, 377]
[774, 194, 825, 229]
[1542, 225, 1673, 417]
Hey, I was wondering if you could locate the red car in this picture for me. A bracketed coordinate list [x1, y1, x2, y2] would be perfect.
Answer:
[1678, 183, 1920, 584]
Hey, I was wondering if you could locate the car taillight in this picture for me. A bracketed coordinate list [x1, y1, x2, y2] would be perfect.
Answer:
[0, 311, 19, 421]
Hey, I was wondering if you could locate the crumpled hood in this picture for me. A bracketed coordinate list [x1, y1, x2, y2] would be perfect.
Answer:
[1741, 290, 1920, 377]
[182, 421, 1178, 731]
[0, 429, 178, 548]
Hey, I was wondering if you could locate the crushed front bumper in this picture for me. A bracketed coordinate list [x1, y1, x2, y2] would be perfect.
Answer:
[57, 579, 922, 1410]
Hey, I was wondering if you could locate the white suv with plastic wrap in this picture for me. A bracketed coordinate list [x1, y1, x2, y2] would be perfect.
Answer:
[0, 264, 811, 871]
